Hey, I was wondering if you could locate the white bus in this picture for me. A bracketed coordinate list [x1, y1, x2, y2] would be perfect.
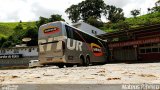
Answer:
[38, 21, 109, 68]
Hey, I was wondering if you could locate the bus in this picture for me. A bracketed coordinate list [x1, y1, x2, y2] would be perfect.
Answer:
[38, 21, 109, 68]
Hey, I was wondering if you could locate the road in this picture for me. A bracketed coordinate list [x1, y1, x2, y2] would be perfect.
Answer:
[0, 62, 160, 90]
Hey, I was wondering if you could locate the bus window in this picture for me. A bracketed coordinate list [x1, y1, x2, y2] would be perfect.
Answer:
[65, 25, 73, 39]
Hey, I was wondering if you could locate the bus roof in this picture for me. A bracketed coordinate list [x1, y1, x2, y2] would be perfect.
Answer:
[39, 21, 107, 42]
[64, 22, 107, 42]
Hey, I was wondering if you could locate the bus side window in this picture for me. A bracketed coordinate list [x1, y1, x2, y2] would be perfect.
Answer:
[65, 25, 73, 39]
[73, 29, 84, 42]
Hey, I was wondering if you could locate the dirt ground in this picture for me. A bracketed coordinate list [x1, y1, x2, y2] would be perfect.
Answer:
[0, 62, 160, 84]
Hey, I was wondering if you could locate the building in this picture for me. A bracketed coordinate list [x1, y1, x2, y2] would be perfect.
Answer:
[97, 24, 160, 61]
[0, 46, 38, 67]
[72, 21, 106, 36]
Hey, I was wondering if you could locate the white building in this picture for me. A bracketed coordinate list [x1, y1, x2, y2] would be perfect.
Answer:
[72, 21, 106, 36]
[0, 46, 38, 67]
[0, 46, 38, 57]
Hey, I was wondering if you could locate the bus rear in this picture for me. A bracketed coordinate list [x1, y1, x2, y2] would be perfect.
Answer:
[38, 21, 66, 65]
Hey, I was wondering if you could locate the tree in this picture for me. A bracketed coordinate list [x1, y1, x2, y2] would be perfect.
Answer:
[49, 14, 65, 22]
[1, 41, 12, 48]
[131, 9, 140, 18]
[14, 23, 23, 33]
[79, 0, 106, 21]
[86, 17, 103, 28]
[0, 37, 7, 47]
[36, 16, 49, 28]
[104, 5, 125, 23]
[65, 5, 81, 23]
[155, 0, 160, 7]
[154, 0, 160, 12]
[65, 0, 106, 23]
[36, 14, 65, 28]
[24, 26, 38, 46]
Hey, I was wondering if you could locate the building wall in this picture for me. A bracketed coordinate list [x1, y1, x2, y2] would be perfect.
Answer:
[0, 47, 38, 57]
[112, 47, 137, 61]
[73, 22, 106, 36]
[0, 46, 38, 67]
[138, 43, 160, 61]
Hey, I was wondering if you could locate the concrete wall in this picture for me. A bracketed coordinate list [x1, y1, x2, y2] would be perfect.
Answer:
[0, 56, 38, 67]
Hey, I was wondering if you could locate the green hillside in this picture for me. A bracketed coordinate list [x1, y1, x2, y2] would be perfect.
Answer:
[126, 12, 160, 28]
[0, 22, 36, 38]
[101, 12, 160, 32]
[0, 12, 160, 38]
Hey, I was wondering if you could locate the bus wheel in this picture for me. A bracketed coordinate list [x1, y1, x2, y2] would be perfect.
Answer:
[85, 56, 90, 66]
[57, 65, 64, 68]
[80, 56, 85, 66]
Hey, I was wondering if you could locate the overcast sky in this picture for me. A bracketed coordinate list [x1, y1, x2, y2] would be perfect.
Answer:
[0, 0, 158, 24]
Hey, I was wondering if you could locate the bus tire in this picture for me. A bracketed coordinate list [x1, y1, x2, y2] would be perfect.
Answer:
[80, 56, 85, 66]
[85, 56, 90, 66]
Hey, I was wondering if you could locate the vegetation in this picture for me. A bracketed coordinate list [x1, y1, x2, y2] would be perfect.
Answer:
[0, 14, 65, 48]
[0, 0, 160, 48]
[130, 9, 140, 18]
[104, 5, 125, 23]
[65, 0, 125, 28]
[36, 14, 65, 28]
[101, 0, 160, 32]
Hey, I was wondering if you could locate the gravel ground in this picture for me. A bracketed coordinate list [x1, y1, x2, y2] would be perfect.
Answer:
[0, 63, 160, 84]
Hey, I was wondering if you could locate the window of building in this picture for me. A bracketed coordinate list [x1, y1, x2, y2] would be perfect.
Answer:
[28, 48, 32, 52]
[152, 48, 158, 52]
[92, 30, 94, 33]
[13, 49, 19, 53]
[140, 49, 146, 54]
[146, 48, 151, 53]
[144, 44, 152, 47]
[95, 31, 97, 35]
[139, 44, 145, 47]
[91, 30, 97, 35]
[1, 50, 6, 54]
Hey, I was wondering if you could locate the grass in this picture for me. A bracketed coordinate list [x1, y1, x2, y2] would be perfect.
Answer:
[0, 22, 36, 38]
[102, 12, 160, 32]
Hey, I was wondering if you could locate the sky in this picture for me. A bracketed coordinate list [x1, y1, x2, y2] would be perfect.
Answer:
[0, 0, 158, 24]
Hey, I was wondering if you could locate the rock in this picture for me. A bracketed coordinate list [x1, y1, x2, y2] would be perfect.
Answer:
[34, 76, 41, 78]
[107, 77, 121, 80]
[139, 74, 156, 77]
[97, 70, 105, 73]
[43, 73, 54, 76]
[12, 76, 19, 78]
